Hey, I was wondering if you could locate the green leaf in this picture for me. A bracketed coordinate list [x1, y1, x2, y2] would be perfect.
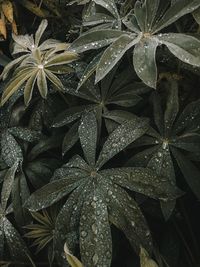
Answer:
[107, 183, 152, 253]
[4, 218, 34, 265]
[94, 0, 119, 18]
[158, 33, 200, 67]
[133, 37, 158, 88]
[101, 167, 178, 201]
[62, 123, 79, 155]
[173, 99, 200, 134]
[193, 7, 200, 24]
[153, 0, 200, 33]
[79, 111, 97, 166]
[24, 70, 38, 106]
[69, 29, 125, 53]
[1, 131, 23, 167]
[8, 127, 42, 142]
[95, 34, 140, 83]
[35, 19, 48, 47]
[78, 53, 103, 89]
[171, 147, 200, 199]
[164, 81, 179, 136]
[52, 105, 95, 127]
[25, 178, 85, 211]
[79, 190, 112, 267]
[37, 70, 48, 99]
[1, 162, 19, 210]
[96, 118, 149, 169]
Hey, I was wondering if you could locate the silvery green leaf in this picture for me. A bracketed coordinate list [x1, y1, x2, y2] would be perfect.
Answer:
[134, 0, 146, 32]
[37, 70, 48, 99]
[1, 161, 19, 210]
[45, 70, 64, 91]
[79, 111, 97, 166]
[69, 29, 125, 53]
[96, 118, 149, 169]
[94, 0, 119, 18]
[77, 52, 103, 89]
[95, 34, 140, 83]
[145, 0, 160, 31]
[62, 123, 79, 155]
[79, 190, 112, 267]
[35, 19, 48, 47]
[65, 155, 90, 171]
[153, 0, 200, 33]
[151, 92, 164, 135]
[133, 37, 159, 88]
[25, 177, 85, 211]
[122, 10, 141, 33]
[1, 131, 23, 167]
[158, 33, 200, 67]
[8, 127, 42, 142]
[193, 7, 200, 24]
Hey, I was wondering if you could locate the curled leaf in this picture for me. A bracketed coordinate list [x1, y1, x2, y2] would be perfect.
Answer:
[64, 243, 84, 267]
[140, 247, 158, 267]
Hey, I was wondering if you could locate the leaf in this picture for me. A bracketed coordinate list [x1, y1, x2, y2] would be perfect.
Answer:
[69, 29, 125, 53]
[164, 80, 179, 136]
[0, 16, 7, 40]
[64, 243, 84, 267]
[37, 70, 48, 98]
[1, 161, 19, 210]
[46, 51, 78, 67]
[77, 52, 102, 89]
[153, 0, 200, 33]
[140, 247, 159, 267]
[8, 127, 42, 142]
[2, 1, 13, 23]
[101, 167, 178, 201]
[145, 0, 160, 31]
[24, 70, 38, 106]
[3, 218, 35, 265]
[95, 34, 140, 83]
[171, 147, 200, 199]
[62, 123, 79, 155]
[133, 37, 159, 88]
[78, 111, 97, 166]
[79, 190, 112, 267]
[1, 131, 23, 167]
[96, 118, 149, 169]
[193, 7, 200, 24]
[35, 19, 48, 47]
[158, 33, 200, 67]
[1, 71, 33, 106]
[25, 177, 85, 211]
[52, 105, 95, 127]
[93, 0, 119, 18]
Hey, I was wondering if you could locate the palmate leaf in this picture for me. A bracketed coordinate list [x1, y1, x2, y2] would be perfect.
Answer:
[128, 83, 200, 202]
[26, 111, 179, 267]
[70, 0, 200, 87]
[53, 67, 148, 154]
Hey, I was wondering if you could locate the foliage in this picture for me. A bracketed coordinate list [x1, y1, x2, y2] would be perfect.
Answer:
[0, 1, 200, 267]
